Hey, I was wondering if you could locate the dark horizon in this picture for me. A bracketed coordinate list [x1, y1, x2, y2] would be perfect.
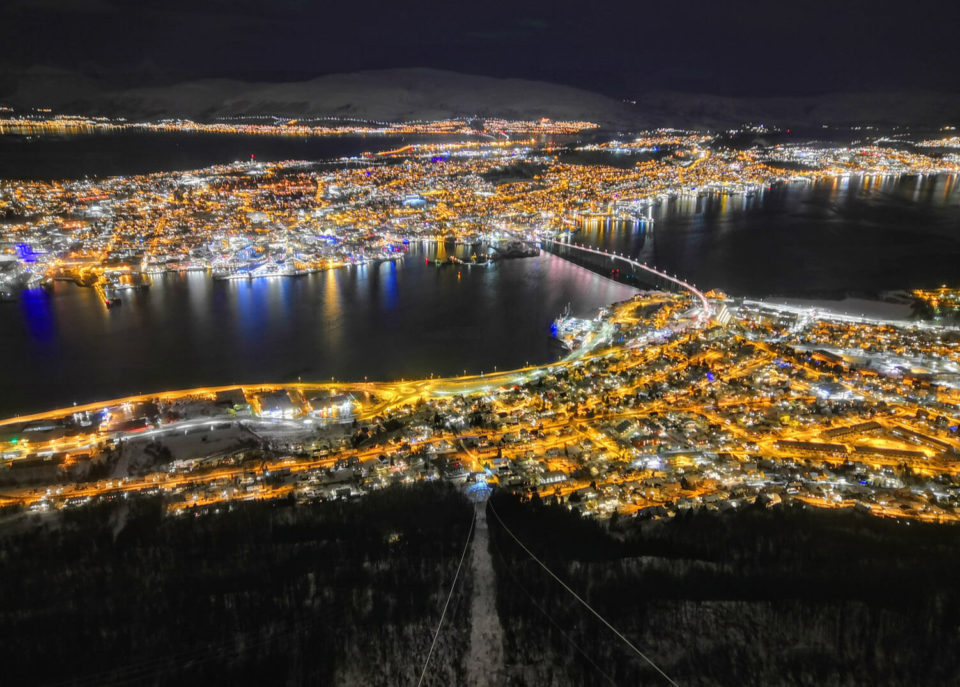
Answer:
[2, 0, 960, 99]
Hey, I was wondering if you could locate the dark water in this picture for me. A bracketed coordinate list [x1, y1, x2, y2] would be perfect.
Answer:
[0, 131, 439, 179]
[2, 133, 959, 415]
[0, 244, 634, 416]
[576, 173, 960, 296]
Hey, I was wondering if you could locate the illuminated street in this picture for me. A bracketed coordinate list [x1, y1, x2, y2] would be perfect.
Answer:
[3, 129, 957, 304]
[5, 1, 960, 684]
[2, 285, 958, 526]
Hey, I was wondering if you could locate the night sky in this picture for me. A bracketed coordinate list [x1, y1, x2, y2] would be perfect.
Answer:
[2, 0, 960, 96]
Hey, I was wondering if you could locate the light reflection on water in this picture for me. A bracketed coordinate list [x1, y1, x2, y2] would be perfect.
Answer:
[0, 243, 636, 415]
[576, 173, 960, 296]
[3, 173, 959, 415]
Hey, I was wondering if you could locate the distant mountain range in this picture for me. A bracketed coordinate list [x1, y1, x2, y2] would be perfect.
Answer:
[636, 91, 960, 130]
[3, 67, 960, 130]
[0, 67, 636, 127]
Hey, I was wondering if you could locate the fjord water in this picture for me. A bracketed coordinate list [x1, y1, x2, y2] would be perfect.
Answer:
[579, 173, 960, 296]
[3, 245, 634, 416]
[0, 131, 454, 179]
[2, 131, 959, 415]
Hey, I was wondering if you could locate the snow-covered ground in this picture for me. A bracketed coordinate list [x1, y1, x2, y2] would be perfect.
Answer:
[119, 422, 256, 476]
[11, 66, 960, 129]
[467, 504, 505, 687]
[760, 296, 914, 322]
[8, 67, 636, 126]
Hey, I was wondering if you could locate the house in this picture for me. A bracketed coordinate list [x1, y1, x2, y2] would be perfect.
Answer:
[257, 391, 299, 419]
[613, 419, 636, 439]
[541, 470, 567, 485]
[308, 392, 356, 420]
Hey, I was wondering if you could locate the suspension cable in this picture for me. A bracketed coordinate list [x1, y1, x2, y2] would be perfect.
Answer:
[415, 505, 476, 687]
[487, 500, 679, 687]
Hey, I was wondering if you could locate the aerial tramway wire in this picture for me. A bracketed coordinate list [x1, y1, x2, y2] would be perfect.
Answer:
[415, 504, 476, 687]
[488, 514, 619, 686]
[55, 505, 477, 687]
[487, 500, 679, 687]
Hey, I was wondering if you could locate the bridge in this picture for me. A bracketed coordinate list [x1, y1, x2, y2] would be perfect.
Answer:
[540, 238, 713, 319]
